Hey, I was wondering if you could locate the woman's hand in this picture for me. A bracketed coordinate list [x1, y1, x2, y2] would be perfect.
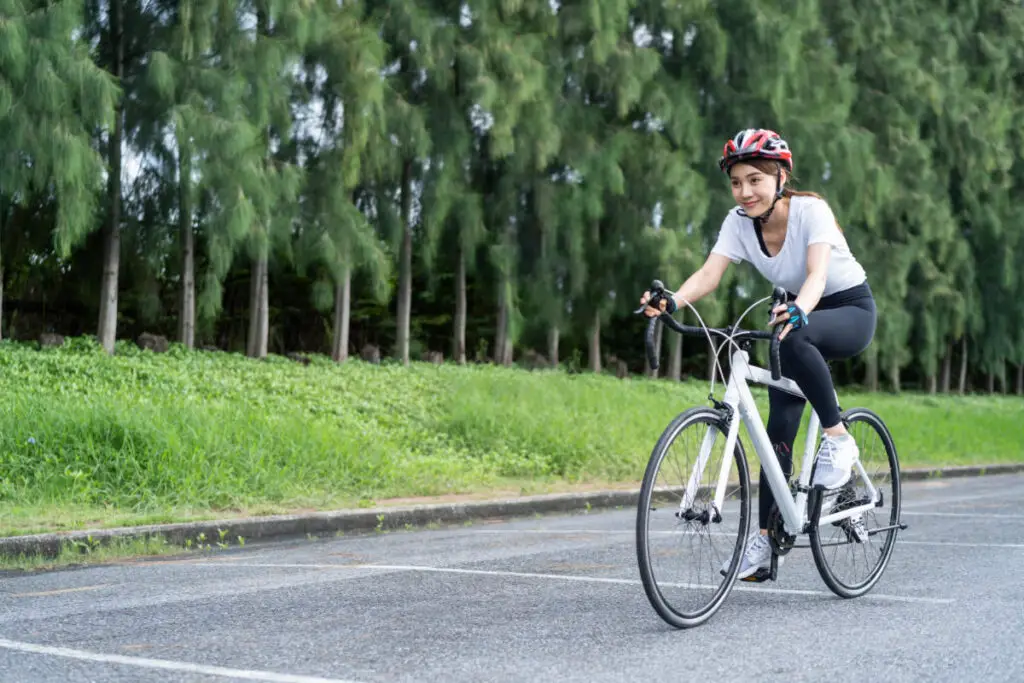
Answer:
[640, 290, 677, 318]
[769, 302, 808, 341]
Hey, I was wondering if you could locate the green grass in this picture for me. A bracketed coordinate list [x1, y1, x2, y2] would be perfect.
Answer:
[0, 336, 1020, 538]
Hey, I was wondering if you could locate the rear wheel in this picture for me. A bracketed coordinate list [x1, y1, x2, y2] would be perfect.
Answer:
[636, 407, 751, 628]
[809, 408, 902, 598]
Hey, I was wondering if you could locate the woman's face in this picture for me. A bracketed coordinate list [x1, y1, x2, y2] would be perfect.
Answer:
[729, 162, 785, 216]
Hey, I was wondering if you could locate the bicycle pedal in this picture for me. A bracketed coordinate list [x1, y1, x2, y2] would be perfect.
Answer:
[740, 568, 774, 583]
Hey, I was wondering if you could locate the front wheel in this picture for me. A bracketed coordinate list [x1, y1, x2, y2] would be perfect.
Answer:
[809, 407, 902, 598]
[636, 406, 751, 629]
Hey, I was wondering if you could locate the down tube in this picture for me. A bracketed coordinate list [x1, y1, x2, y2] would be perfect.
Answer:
[735, 379, 801, 531]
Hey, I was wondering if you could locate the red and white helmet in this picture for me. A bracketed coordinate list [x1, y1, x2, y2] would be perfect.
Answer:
[719, 128, 793, 173]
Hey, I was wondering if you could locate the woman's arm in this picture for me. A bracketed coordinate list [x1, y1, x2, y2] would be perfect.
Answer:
[771, 243, 831, 339]
[671, 253, 732, 309]
[793, 243, 831, 314]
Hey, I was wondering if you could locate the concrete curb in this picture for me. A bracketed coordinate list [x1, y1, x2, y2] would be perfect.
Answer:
[3, 463, 1023, 558]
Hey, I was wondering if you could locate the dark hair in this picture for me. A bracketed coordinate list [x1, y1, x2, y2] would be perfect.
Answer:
[730, 158, 842, 231]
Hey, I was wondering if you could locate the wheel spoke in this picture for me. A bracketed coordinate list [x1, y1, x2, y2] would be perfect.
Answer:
[636, 408, 750, 628]
[809, 409, 901, 598]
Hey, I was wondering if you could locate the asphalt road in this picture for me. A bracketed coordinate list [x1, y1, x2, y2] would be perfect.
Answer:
[1, 473, 1022, 683]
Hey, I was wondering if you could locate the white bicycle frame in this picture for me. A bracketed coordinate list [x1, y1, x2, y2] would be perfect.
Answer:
[681, 345, 881, 537]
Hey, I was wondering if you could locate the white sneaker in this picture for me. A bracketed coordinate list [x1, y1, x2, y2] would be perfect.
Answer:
[719, 531, 780, 580]
[812, 434, 859, 489]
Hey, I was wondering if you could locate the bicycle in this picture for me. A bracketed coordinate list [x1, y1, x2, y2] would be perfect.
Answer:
[634, 280, 906, 629]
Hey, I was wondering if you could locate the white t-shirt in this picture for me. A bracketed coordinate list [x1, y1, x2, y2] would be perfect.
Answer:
[710, 195, 866, 296]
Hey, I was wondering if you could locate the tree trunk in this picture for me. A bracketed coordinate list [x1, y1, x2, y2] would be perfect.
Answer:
[493, 225, 516, 367]
[667, 332, 682, 381]
[589, 313, 601, 373]
[331, 262, 351, 362]
[0, 258, 3, 342]
[501, 309, 514, 366]
[453, 246, 467, 365]
[1016, 363, 1023, 396]
[97, 0, 124, 354]
[246, 255, 268, 358]
[0, 208, 4, 342]
[395, 159, 413, 365]
[178, 145, 195, 348]
[940, 342, 952, 393]
[547, 324, 559, 369]
[986, 373, 995, 394]
[927, 373, 937, 395]
[958, 337, 968, 395]
[865, 348, 879, 392]
[495, 279, 512, 366]
[888, 361, 901, 394]
[495, 280, 507, 366]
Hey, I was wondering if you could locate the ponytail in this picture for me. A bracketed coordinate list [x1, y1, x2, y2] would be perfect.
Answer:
[781, 188, 824, 201]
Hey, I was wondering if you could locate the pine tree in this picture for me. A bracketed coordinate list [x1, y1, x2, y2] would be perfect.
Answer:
[0, 1, 118, 340]
[293, 0, 391, 362]
[82, 0, 161, 352]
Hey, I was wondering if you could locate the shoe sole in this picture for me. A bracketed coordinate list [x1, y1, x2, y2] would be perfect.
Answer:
[813, 469, 853, 490]
[720, 558, 783, 580]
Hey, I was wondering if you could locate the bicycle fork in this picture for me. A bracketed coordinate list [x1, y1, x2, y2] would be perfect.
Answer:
[679, 402, 742, 522]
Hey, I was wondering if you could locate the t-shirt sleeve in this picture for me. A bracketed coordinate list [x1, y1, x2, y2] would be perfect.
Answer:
[710, 213, 746, 264]
[803, 198, 845, 247]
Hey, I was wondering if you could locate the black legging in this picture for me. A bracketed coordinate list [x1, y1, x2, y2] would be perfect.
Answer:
[759, 283, 877, 529]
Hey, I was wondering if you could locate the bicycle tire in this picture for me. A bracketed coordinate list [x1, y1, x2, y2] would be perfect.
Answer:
[636, 406, 751, 628]
[809, 407, 902, 598]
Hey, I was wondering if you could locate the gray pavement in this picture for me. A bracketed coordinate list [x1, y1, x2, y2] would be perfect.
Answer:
[1, 473, 1023, 682]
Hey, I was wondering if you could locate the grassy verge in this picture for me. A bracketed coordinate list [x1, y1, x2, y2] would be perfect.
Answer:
[0, 337, 1021, 539]
[0, 536, 183, 573]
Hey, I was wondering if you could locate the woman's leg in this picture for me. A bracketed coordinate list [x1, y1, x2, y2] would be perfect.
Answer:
[777, 301, 877, 486]
[760, 388, 805, 530]
[778, 305, 874, 427]
[724, 388, 806, 580]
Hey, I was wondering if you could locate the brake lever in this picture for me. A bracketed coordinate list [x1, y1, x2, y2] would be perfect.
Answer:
[640, 279, 669, 371]
[634, 279, 668, 316]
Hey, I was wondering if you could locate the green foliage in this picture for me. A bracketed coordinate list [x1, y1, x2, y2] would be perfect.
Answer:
[3, 0, 1024, 395]
[0, 0, 118, 257]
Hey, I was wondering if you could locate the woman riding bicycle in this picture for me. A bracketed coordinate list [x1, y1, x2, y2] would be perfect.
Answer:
[640, 128, 877, 580]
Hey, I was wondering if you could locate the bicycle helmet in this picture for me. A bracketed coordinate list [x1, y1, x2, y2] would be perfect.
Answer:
[718, 128, 793, 174]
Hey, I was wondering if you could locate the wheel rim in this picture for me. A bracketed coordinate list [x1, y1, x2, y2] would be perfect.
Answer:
[639, 412, 749, 624]
[813, 411, 900, 592]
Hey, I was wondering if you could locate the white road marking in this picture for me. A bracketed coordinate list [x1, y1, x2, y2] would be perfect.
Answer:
[0, 638, 364, 683]
[901, 487, 1024, 509]
[466, 528, 1024, 549]
[902, 511, 1024, 519]
[198, 562, 954, 605]
[900, 540, 1024, 549]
